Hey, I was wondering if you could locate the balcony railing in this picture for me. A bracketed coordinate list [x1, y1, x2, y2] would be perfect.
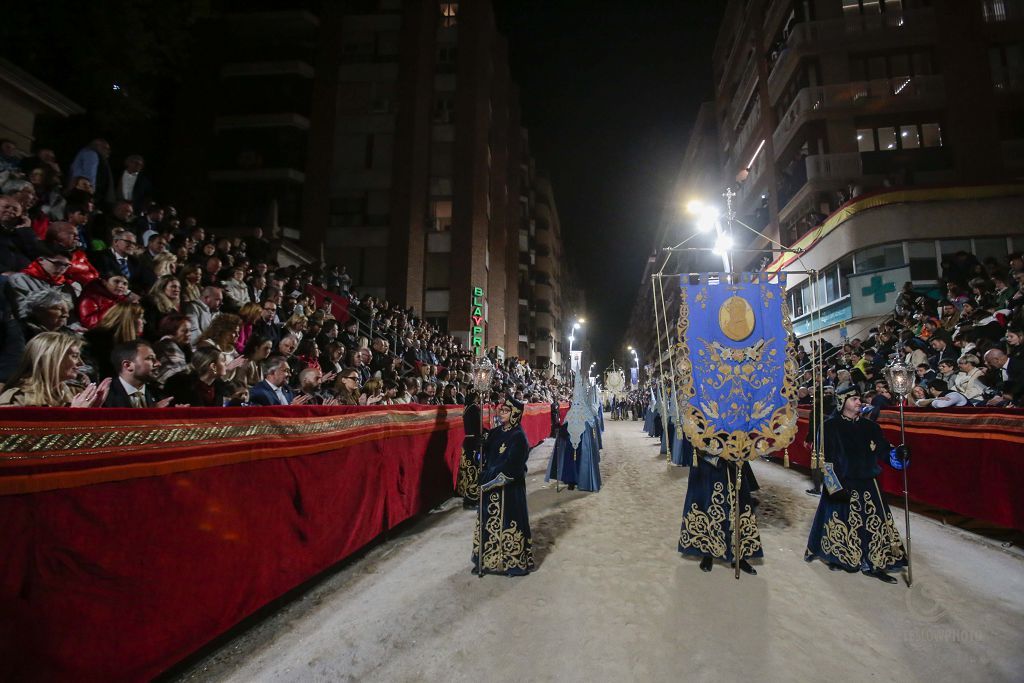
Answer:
[765, 8, 937, 100]
[806, 152, 863, 181]
[729, 103, 763, 170]
[773, 75, 946, 156]
[982, 0, 1024, 22]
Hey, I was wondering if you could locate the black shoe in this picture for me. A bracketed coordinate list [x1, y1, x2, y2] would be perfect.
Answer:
[732, 559, 757, 575]
[567, 484, 576, 491]
[864, 570, 898, 584]
[699, 556, 713, 572]
[805, 488, 822, 496]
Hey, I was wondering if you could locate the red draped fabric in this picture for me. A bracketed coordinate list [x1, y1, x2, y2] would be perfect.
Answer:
[785, 407, 1024, 530]
[0, 403, 563, 682]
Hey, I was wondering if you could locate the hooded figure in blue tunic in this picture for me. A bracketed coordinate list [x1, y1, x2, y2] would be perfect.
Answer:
[547, 371, 602, 492]
[644, 386, 658, 437]
[472, 396, 535, 576]
[805, 388, 906, 583]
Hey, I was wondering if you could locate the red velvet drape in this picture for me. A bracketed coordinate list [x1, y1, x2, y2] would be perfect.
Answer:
[0, 403, 562, 682]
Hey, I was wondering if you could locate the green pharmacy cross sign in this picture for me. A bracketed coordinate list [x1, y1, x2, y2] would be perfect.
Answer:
[862, 275, 897, 303]
[471, 286, 485, 355]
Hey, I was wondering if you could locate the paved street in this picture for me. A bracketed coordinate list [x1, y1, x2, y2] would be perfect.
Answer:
[174, 418, 1024, 683]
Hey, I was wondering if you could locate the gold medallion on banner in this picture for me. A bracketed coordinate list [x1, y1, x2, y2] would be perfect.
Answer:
[719, 296, 755, 341]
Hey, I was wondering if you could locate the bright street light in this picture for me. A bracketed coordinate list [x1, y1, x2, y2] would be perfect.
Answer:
[685, 199, 704, 215]
[695, 206, 719, 233]
[713, 233, 734, 256]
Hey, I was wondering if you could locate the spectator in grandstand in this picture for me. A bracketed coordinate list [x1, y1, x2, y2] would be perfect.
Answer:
[332, 368, 361, 405]
[68, 139, 114, 206]
[45, 221, 98, 286]
[983, 348, 1024, 405]
[7, 246, 77, 318]
[184, 286, 223, 346]
[142, 275, 181, 337]
[0, 195, 39, 273]
[0, 332, 111, 407]
[88, 227, 141, 283]
[77, 273, 132, 329]
[953, 354, 989, 404]
[20, 289, 73, 341]
[116, 154, 152, 213]
[935, 359, 957, 387]
[164, 346, 229, 407]
[153, 313, 192, 385]
[84, 302, 146, 380]
[249, 355, 310, 406]
[914, 378, 968, 408]
[103, 340, 174, 408]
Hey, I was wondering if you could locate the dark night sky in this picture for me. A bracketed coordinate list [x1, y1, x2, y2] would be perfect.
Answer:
[494, 1, 725, 368]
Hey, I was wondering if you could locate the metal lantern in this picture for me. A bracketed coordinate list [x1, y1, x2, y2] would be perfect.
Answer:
[883, 361, 915, 398]
[883, 358, 915, 587]
[472, 356, 494, 394]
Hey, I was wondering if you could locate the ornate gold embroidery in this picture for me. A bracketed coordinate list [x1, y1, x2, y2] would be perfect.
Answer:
[456, 447, 480, 500]
[474, 491, 533, 573]
[499, 443, 507, 454]
[674, 285, 799, 463]
[818, 487, 905, 569]
[678, 476, 761, 560]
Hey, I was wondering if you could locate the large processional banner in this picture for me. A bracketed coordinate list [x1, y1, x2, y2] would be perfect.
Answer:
[675, 273, 799, 462]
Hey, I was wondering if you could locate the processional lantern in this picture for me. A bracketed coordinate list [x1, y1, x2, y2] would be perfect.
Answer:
[883, 361, 915, 398]
[472, 356, 494, 393]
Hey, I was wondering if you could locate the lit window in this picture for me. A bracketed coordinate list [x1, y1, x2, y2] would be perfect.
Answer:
[857, 128, 875, 152]
[440, 2, 458, 28]
[878, 126, 898, 150]
[921, 123, 942, 147]
[900, 125, 920, 149]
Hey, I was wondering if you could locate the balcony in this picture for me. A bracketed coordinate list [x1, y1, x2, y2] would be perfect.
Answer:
[534, 253, 555, 276]
[728, 104, 763, 171]
[765, 8, 937, 103]
[773, 75, 946, 158]
[778, 153, 866, 224]
[728, 65, 759, 134]
[982, 0, 1024, 22]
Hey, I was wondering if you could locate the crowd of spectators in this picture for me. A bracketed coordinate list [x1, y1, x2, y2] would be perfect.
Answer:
[794, 249, 1024, 416]
[0, 137, 569, 409]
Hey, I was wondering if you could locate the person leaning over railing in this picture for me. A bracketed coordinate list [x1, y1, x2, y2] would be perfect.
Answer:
[0, 331, 110, 407]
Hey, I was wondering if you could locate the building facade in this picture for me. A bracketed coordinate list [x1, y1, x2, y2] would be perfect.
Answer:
[628, 0, 1024, 368]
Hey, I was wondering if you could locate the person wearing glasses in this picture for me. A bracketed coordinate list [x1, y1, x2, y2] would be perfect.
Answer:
[89, 227, 141, 284]
[7, 245, 78, 318]
[333, 369, 361, 405]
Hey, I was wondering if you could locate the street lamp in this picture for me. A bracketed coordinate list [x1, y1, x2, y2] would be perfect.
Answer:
[685, 196, 732, 272]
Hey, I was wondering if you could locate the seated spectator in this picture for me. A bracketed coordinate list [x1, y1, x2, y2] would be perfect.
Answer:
[8, 246, 78, 318]
[253, 299, 282, 347]
[20, 289, 73, 341]
[88, 227, 142, 284]
[282, 313, 307, 343]
[359, 378, 385, 405]
[196, 313, 246, 378]
[1007, 326, 1024, 360]
[983, 348, 1024, 405]
[295, 367, 338, 405]
[78, 272, 132, 329]
[142, 275, 181, 337]
[151, 251, 177, 279]
[914, 379, 968, 408]
[153, 313, 192, 385]
[332, 368, 362, 405]
[83, 302, 145, 380]
[915, 363, 936, 388]
[104, 340, 173, 408]
[935, 359, 957, 386]
[235, 302, 262, 353]
[249, 355, 311, 406]
[164, 346, 230, 407]
[240, 334, 273, 387]
[221, 266, 251, 310]
[294, 338, 321, 373]
[867, 381, 893, 420]
[179, 263, 202, 304]
[0, 195, 39, 273]
[184, 286, 223, 346]
[319, 341, 346, 376]
[45, 221, 99, 286]
[0, 332, 111, 407]
[953, 354, 988, 403]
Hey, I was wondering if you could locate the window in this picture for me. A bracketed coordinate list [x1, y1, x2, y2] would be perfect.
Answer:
[878, 126, 898, 150]
[982, 0, 1008, 22]
[900, 124, 920, 149]
[990, 43, 1024, 91]
[439, 2, 458, 28]
[908, 241, 938, 280]
[857, 128, 876, 152]
[430, 198, 453, 232]
[921, 123, 942, 147]
[855, 244, 904, 272]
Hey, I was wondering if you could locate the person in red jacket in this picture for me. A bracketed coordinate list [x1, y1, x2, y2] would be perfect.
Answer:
[77, 273, 132, 329]
[45, 221, 98, 286]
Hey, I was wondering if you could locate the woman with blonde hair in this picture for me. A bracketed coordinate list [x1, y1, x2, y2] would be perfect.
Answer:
[143, 275, 182, 336]
[0, 332, 111, 407]
[179, 263, 203, 304]
[152, 252, 178, 278]
[283, 313, 308, 343]
[84, 302, 145, 379]
[359, 377, 385, 405]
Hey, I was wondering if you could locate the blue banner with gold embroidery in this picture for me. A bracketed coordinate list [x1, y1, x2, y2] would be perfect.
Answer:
[674, 274, 798, 462]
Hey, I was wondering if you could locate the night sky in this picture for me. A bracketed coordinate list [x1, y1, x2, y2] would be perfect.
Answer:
[495, 1, 725, 368]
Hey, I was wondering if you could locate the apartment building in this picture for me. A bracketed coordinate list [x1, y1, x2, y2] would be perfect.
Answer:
[720, 0, 1024, 339]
